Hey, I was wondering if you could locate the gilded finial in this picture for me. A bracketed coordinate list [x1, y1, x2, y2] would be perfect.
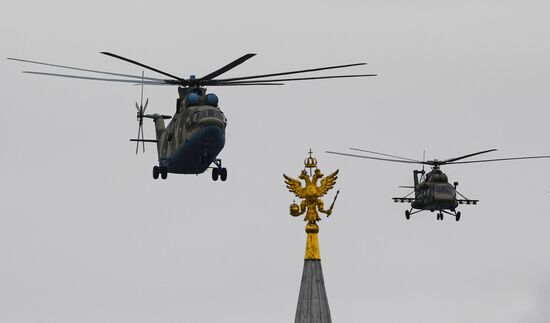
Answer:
[284, 150, 339, 259]
[304, 148, 318, 170]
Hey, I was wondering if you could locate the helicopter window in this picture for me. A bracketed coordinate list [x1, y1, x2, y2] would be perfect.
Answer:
[185, 112, 199, 127]
[434, 186, 454, 195]
[185, 110, 226, 126]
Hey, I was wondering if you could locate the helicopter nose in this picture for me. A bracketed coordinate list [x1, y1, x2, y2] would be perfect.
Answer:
[434, 194, 454, 204]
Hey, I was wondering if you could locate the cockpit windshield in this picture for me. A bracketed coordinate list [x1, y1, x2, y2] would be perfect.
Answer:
[434, 185, 454, 195]
[187, 109, 227, 126]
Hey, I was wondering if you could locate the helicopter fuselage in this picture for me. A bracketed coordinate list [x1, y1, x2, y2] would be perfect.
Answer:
[153, 88, 227, 177]
[410, 169, 459, 211]
[412, 182, 458, 211]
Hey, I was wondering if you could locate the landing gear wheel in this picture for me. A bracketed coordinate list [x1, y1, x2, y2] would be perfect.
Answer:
[212, 168, 219, 181]
[160, 167, 168, 180]
[153, 166, 159, 180]
[437, 213, 443, 220]
[220, 168, 227, 181]
[405, 210, 410, 220]
[456, 211, 461, 222]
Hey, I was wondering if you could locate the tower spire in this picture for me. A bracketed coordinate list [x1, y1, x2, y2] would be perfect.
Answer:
[283, 150, 339, 323]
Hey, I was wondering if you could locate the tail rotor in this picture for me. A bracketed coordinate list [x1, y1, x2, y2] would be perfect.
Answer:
[135, 71, 149, 154]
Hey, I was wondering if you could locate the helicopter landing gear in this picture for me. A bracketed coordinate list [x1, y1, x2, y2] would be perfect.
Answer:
[436, 209, 461, 222]
[404, 209, 422, 220]
[153, 166, 168, 180]
[211, 159, 227, 182]
[212, 167, 227, 181]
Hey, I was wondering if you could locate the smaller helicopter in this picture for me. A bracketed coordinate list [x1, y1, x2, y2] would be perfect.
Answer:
[326, 148, 550, 221]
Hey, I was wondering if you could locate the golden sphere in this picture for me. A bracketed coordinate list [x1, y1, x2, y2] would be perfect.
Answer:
[290, 203, 300, 216]
[306, 223, 319, 233]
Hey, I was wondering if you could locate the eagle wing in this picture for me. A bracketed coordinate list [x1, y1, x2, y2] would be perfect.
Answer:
[283, 174, 306, 198]
[318, 169, 339, 197]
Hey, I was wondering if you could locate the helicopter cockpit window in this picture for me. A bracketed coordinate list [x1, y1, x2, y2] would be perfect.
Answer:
[185, 110, 227, 127]
[434, 186, 454, 195]
[186, 113, 197, 124]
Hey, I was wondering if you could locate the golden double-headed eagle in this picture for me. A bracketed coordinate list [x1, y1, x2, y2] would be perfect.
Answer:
[283, 153, 339, 225]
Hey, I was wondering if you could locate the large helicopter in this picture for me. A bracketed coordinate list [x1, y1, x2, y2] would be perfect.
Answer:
[326, 148, 550, 221]
[9, 53, 376, 181]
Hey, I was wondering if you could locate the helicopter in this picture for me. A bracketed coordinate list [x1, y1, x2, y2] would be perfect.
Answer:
[8, 53, 376, 181]
[326, 148, 550, 221]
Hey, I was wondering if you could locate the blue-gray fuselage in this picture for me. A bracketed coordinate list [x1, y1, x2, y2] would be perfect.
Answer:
[153, 88, 226, 175]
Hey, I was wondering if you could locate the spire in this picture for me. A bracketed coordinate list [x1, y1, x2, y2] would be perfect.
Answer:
[294, 260, 332, 322]
[295, 222, 332, 322]
[283, 150, 339, 323]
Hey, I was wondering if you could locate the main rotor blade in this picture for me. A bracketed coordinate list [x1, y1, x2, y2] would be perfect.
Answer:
[213, 62, 369, 82]
[8, 57, 166, 82]
[209, 74, 377, 85]
[23, 71, 172, 84]
[100, 52, 185, 82]
[209, 82, 284, 86]
[199, 53, 256, 80]
[448, 155, 550, 165]
[440, 149, 497, 164]
[326, 151, 426, 165]
[349, 148, 421, 162]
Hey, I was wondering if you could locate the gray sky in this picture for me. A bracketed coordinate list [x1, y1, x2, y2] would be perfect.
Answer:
[1, 0, 549, 322]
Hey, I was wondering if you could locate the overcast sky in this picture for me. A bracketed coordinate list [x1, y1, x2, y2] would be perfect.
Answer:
[2, 1, 550, 322]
